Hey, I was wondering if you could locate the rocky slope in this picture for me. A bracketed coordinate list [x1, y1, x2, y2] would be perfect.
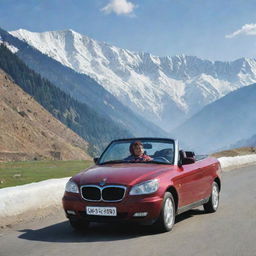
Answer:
[0, 69, 91, 161]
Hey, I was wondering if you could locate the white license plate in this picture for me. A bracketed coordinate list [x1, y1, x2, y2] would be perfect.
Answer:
[86, 206, 117, 216]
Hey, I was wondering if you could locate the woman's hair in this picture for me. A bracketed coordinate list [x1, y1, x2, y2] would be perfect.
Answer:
[129, 141, 143, 155]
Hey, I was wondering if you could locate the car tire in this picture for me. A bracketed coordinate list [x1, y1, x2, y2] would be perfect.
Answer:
[155, 192, 176, 232]
[69, 219, 89, 231]
[203, 181, 220, 213]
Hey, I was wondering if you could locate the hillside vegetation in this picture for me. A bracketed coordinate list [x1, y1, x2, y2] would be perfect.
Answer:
[0, 44, 131, 155]
[0, 69, 92, 161]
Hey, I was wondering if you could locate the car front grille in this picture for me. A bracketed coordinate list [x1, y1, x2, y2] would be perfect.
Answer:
[81, 185, 126, 202]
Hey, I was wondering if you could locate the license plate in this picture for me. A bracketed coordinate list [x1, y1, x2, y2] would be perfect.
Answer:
[86, 206, 117, 216]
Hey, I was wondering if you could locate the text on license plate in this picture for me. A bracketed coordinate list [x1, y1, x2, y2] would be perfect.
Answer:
[86, 206, 117, 216]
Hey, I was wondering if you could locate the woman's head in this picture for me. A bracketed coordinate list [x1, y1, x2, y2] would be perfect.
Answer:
[129, 141, 144, 157]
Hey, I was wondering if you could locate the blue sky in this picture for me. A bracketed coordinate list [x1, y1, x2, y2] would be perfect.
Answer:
[0, 0, 256, 61]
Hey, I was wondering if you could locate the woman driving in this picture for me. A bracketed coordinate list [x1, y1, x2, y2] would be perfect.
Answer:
[124, 141, 152, 162]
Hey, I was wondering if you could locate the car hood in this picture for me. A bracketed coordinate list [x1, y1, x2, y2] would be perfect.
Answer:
[73, 163, 174, 186]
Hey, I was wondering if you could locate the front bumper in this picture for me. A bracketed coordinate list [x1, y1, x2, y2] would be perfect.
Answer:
[62, 192, 163, 224]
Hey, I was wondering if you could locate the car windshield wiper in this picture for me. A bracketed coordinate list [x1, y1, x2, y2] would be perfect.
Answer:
[99, 160, 126, 165]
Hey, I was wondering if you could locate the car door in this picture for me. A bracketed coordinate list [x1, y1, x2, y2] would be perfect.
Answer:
[173, 162, 205, 208]
[195, 159, 218, 199]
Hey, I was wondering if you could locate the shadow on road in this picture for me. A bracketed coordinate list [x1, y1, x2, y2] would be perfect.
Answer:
[18, 221, 156, 243]
[18, 209, 205, 243]
[176, 209, 206, 224]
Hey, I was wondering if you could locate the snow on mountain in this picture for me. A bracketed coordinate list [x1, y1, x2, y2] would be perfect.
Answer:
[0, 35, 18, 53]
[10, 29, 256, 131]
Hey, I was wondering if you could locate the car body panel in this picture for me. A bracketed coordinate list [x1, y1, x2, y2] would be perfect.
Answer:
[72, 163, 174, 187]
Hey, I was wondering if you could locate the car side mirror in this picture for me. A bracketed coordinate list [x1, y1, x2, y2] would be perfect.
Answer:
[178, 159, 183, 168]
[182, 157, 195, 165]
[93, 157, 99, 164]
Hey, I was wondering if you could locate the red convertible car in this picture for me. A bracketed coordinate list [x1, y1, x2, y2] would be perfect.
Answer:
[62, 138, 221, 232]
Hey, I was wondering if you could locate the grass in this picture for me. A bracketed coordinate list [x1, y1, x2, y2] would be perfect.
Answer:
[0, 160, 93, 189]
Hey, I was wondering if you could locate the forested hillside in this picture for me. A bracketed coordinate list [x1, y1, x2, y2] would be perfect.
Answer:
[0, 44, 132, 155]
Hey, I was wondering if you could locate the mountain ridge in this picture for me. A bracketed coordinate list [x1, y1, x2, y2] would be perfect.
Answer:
[10, 28, 256, 131]
[0, 27, 164, 139]
[173, 82, 256, 153]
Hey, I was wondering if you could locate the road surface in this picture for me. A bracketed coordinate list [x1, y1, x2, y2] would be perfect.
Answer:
[1, 165, 256, 256]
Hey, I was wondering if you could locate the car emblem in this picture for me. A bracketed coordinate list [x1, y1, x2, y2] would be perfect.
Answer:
[99, 178, 107, 186]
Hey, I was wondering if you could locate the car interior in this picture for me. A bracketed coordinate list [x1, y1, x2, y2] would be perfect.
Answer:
[152, 148, 174, 162]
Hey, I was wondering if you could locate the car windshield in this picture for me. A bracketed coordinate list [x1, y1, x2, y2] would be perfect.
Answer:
[98, 139, 175, 165]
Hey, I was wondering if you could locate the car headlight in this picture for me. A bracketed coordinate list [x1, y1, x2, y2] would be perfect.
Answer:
[65, 180, 79, 193]
[129, 179, 159, 195]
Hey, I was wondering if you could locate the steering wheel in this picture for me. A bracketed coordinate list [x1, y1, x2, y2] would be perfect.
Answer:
[153, 157, 170, 163]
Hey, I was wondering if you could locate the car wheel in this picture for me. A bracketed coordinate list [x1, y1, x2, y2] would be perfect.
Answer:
[204, 182, 219, 213]
[69, 219, 89, 231]
[155, 192, 176, 232]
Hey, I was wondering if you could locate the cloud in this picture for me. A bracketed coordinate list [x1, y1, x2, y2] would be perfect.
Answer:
[101, 0, 136, 16]
[226, 23, 256, 38]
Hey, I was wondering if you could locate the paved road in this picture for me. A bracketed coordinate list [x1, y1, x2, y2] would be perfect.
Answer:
[1, 165, 256, 256]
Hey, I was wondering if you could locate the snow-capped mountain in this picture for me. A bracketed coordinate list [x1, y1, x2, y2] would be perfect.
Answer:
[0, 27, 165, 140]
[10, 29, 256, 131]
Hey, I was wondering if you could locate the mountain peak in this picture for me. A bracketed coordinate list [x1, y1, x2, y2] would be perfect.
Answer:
[62, 29, 83, 37]
[9, 28, 256, 131]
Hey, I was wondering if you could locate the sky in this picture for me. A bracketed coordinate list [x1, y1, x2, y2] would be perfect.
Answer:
[0, 0, 256, 61]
